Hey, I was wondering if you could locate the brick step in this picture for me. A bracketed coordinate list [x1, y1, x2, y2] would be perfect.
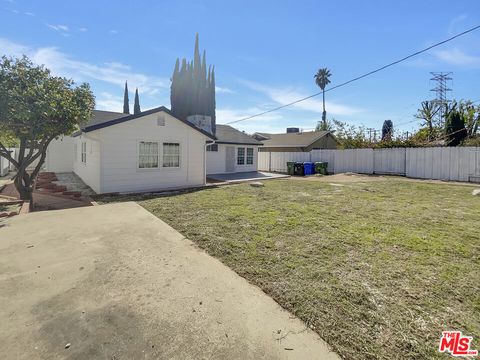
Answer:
[63, 191, 82, 197]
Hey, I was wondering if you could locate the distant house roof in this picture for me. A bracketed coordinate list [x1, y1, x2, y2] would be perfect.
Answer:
[254, 131, 332, 148]
[74, 107, 215, 139]
[214, 125, 263, 145]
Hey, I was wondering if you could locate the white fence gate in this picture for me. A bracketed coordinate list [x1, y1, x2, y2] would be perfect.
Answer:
[258, 147, 480, 183]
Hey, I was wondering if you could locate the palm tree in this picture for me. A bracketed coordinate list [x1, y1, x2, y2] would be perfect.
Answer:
[415, 101, 440, 139]
[314, 68, 332, 128]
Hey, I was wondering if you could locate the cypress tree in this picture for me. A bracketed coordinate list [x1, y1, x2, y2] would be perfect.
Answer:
[210, 66, 216, 134]
[169, 34, 216, 134]
[134, 88, 141, 114]
[123, 81, 130, 114]
[170, 58, 180, 116]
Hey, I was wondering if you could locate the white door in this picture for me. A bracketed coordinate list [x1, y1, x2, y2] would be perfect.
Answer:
[225, 146, 235, 172]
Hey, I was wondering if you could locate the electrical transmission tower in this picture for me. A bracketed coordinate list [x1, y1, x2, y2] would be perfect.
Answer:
[430, 72, 452, 122]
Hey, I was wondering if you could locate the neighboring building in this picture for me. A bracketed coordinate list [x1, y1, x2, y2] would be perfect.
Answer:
[206, 125, 263, 175]
[45, 108, 262, 193]
[253, 128, 337, 152]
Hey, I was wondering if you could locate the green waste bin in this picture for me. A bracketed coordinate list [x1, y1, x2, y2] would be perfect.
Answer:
[315, 162, 328, 175]
[287, 162, 295, 175]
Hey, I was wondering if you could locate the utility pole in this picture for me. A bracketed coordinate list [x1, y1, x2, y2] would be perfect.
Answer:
[430, 72, 452, 123]
[367, 128, 375, 142]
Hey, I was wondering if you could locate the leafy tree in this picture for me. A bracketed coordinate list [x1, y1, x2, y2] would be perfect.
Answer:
[0, 56, 94, 203]
[316, 118, 334, 131]
[314, 68, 331, 128]
[381, 120, 393, 141]
[123, 81, 130, 114]
[458, 100, 479, 137]
[445, 108, 467, 146]
[415, 101, 440, 139]
[331, 119, 369, 149]
[134, 88, 141, 114]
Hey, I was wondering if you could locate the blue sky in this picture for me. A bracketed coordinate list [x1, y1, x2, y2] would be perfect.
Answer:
[1, 0, 479, 134]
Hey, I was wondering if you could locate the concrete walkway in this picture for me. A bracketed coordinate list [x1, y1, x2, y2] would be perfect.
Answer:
[0, 203, 338, 360]
[208, 171, 289, 183]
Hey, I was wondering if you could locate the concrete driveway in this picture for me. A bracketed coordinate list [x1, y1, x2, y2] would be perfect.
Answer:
[0, 202, 338, 359]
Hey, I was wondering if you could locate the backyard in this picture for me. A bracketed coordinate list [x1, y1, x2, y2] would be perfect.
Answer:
[99, 175, 480, 359]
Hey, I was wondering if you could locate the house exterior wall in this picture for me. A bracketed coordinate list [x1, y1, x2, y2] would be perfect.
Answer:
[259, 146, 305, 152]
[45, 136, 75, 172]
[206, 144, 259, 174]
[308, 133, 338, 150]
[73, 133, 102, 193]
[258, 133, 338, 152]
[96, 111, 208, 193]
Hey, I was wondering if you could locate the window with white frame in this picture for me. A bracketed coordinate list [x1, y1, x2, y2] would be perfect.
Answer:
[246, 147, 254, 165]
[237, 147, 245, 165]
[139, 141, 159, 168]
[81, 142, 86, 163]
[163, 143, 180, 167]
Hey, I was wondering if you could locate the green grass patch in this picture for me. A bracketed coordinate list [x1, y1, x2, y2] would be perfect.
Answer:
[98, 178, 480, 359]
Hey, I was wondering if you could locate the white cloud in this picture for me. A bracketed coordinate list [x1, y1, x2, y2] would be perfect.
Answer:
[78, 27, 87, 32]
[239, 79, 363, 116]
[215, 86, 233, 94]
[0, 38, 169, 94]
[47, 24, 69, 32]
[448, 14, 468, 35]
[96, 92, 124, 112]
[217, 107, 282, 124]
[109, 30, 119, 35]
[435, 48, 480, 66]
[24, 12, 34, 16]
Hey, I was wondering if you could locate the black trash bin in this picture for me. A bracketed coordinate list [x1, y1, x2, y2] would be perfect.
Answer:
[294, 162, 305, 176]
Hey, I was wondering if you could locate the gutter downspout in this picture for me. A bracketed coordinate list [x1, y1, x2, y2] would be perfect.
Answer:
[204, 140, 216, 185]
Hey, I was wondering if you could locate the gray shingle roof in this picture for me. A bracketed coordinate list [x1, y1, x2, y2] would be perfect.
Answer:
[215, 125, 263, 145]
[256, 131, 330, 147]
[83, 110, 128, 128]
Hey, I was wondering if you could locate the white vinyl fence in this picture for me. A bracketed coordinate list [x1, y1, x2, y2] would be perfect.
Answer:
[0, 155, 9, 176]
[258, 147, 480, 183]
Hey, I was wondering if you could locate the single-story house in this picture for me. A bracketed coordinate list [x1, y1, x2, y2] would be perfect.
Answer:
[45, 107, 262, 194]
[206, 125, 263, 175]
[253, 128, 337, 152]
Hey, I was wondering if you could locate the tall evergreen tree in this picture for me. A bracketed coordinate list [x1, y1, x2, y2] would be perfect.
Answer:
[123, 81, 130, 114]
[381, 120, 393, 141]
[134, 88, 141, 114]
[169, 34, 216, 134]
[170, 58, 180, 116]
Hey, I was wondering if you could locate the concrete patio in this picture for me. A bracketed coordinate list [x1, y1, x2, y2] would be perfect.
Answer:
[207, 171, 289, 183]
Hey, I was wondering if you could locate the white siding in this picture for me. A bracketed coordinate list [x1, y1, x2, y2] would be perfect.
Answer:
[73, 133, 101, 193]
[206, 144, 259, 174]
[45, 136, 75, 172]
[97, 112, 209, 193]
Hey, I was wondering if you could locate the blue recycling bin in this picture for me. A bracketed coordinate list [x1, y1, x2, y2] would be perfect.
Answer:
[303, 162, 314, 175]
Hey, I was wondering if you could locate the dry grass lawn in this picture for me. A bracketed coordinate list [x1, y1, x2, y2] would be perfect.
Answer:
[99, 176, 480, 359]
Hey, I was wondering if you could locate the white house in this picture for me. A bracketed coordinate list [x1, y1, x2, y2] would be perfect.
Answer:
[45, 107, 263, 194]
[206, 125, 263, 175]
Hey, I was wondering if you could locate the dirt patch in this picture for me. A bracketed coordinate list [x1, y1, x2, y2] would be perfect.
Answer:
[293, 172, 387, 183]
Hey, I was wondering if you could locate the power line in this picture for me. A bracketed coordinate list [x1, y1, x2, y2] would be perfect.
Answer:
[226, 24, 480, 125]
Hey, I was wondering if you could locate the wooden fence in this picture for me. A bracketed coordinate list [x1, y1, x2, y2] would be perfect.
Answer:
[258, 147, 480, 183]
